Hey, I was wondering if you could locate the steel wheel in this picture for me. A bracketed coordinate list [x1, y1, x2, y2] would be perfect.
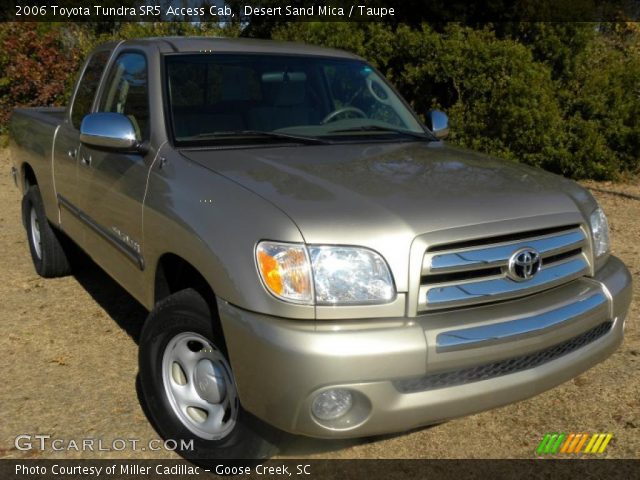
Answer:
[162, 331, 239, 440]
[29, 206, 42, 259]
[21, 186, 72, 278]
[140, 289, 281, 459]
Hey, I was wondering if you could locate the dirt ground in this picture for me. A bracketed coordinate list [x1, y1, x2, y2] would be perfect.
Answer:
[0, 147, 638, 460]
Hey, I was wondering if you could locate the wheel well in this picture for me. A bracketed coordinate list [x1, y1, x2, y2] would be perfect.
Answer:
[154, 254, 226, 347]
[22, 163, 37, 189]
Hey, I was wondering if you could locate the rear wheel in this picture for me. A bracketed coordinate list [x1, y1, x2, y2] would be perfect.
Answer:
[139, 288, 280, 460]
[22, 185, 72, 278]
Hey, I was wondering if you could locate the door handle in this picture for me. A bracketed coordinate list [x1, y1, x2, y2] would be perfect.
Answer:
[80, 155, 92, 166]
[67, 148, 77, 159]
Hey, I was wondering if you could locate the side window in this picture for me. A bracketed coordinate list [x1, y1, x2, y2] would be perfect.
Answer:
[99, 52, 149, 141]
[71, 50, 110, 129]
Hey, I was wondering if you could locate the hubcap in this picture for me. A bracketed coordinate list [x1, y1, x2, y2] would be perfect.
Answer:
[162, 332, 238, 440]
[30, 207, 42, 259]
[194, 359, 227, 404]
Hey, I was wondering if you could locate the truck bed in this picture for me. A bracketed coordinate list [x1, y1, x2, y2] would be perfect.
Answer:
[10, 107, 66, 150]
[9, 107, 67, 218]
[15, 106, 66, 124]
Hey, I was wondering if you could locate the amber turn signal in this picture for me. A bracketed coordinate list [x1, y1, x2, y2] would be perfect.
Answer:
[256, 242, 312, 303]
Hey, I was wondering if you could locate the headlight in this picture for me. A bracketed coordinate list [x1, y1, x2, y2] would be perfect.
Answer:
[309, 246, 395, 305]
[256, 242, 396, 305]
[256, 242, 313, 304]
[590, 206, 610, 258]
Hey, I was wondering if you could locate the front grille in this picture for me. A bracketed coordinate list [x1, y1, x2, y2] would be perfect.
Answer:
[418, 226, 590, 311]
[394, 321, 612, 393]
[427, 224, 579, 252]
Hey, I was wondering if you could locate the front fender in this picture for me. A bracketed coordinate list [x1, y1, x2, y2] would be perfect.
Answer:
[141, 149, 314, 320]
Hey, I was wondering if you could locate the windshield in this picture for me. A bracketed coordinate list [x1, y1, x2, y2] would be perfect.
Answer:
[165, 53, 428, 145]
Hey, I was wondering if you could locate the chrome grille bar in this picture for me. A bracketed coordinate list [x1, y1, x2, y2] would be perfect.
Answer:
[418, 227, 589, 312]
[423, 228, 585, 275]
[435, 292, 607, 352]
[420, 257, 590, 310]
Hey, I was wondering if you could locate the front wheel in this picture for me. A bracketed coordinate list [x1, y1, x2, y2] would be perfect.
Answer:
[138, 289, 280, 460]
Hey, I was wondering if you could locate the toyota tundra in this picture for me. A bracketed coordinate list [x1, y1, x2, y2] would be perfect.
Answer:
[8, 37, 632, 459]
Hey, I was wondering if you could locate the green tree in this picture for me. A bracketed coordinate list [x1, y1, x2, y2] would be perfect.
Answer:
[561, 25, 640, 178]
[2, 20, 638, 180]
[0, 23, 88, 133]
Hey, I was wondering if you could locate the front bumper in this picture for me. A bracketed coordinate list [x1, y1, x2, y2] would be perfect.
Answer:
[218, 256, 632, 439]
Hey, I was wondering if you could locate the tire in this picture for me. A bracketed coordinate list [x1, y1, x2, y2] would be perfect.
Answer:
[22, 185, 72, 278]
[139, 288, 281, 461]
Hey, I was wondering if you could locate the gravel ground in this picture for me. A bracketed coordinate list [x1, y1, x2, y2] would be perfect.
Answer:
[0, 147, 638, 459]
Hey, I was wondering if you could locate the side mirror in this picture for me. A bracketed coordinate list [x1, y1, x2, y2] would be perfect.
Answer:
[426, 110, 449, 139]
[80, 112, 139, 150]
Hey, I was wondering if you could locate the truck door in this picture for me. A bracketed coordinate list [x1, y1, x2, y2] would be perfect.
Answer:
[53, 48, 112, 244]
[73, 51, 152, 300]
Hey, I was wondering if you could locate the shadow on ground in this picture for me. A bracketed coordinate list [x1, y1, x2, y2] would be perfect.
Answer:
[276, 422, 439, 457]
[71, 250, 147, 344]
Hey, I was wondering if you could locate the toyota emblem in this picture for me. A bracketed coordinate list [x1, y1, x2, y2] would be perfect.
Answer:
[507, 248, 542, 281]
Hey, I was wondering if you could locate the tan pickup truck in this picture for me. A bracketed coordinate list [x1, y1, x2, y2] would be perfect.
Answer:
[9, 37, 632, 460]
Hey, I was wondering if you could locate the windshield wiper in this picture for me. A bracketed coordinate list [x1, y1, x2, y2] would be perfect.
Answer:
[328, 125, 436, 141]
[191, 130, 332, 145]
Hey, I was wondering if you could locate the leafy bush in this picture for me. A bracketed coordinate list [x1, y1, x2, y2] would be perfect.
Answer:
[274, 22, 640, 179]
[115, 21, 240, 40]
[1, 21, 639, 180]
[561, 26, 640, 178]
[275, 23, 569, 172]
[398, 25, 569, 171]
[0, 23, 85, 133]
[0, 22, 239, 135]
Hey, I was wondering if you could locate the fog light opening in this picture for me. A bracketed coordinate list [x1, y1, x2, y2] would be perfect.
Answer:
[312, 389, 353, 421]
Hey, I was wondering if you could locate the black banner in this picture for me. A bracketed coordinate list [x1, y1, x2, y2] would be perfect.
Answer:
[2, 459, 639, 480]
[3, 0, 640, 22]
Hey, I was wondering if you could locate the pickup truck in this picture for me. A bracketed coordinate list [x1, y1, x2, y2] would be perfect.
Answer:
[9, 37, 632, 460]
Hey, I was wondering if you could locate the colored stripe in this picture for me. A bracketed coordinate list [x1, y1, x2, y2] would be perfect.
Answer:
[545, 434, 559, 454]
[538, 432, 613, 455]
[589, 434, 607, 454]
[551, 434, 566, 454]
[567, 434, 582, 453]
[597, 434, 613, 453]
[574, 434, 589, 453]
[584, 434, 599, 453]
[536, 434, 552, 455]
[560, 434, 575, 453]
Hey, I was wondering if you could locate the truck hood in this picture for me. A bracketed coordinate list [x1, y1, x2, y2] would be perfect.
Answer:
[181, 141, 594, 243]
[185, 142, 595, 294]
[182, 142, 596, 292]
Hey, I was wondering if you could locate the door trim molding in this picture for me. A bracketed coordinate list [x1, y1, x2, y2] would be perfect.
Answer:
[57, 194, 145, 270]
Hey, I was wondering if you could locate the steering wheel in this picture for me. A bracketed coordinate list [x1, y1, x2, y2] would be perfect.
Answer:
[321, 106, 367, 124]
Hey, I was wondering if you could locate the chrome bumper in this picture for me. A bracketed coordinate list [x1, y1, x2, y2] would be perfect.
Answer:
[218, 256, 632, 439]
[435, 292, 607, 352]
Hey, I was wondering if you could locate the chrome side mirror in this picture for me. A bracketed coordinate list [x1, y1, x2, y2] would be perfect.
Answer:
[80, 112, 139, 150]
[426, 110, 449, 139]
